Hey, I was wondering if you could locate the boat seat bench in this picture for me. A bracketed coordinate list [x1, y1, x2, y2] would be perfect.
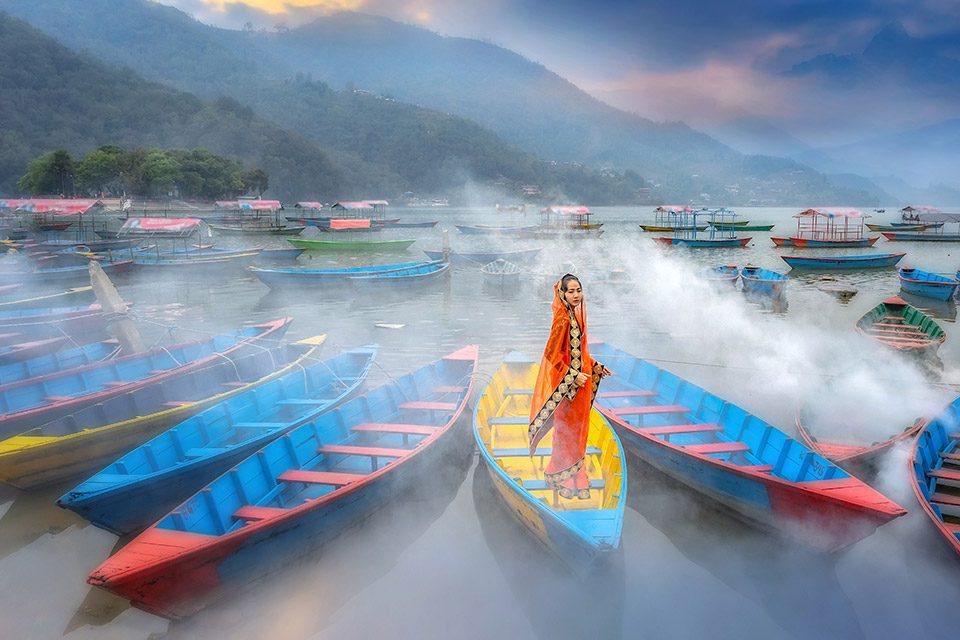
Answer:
[278, 470, 366, 486]
[932, 492, 960, 507]
[642, 423, 720, 436]
[684, 442, 751, 455]
[232, 505, 289, 522]
[522, 478, 605, 491]
[929, 468, 960, 482]
[610, 404, 689, 416]
[399, 401, 457, 411]
[352, 422, 438, 436]
[494, 446, 602, 458]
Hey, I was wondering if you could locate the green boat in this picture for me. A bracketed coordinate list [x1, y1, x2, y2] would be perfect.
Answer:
[287, 238, 416, 253]
[855, 295, 945, 356]
[711, 223, 775, 231]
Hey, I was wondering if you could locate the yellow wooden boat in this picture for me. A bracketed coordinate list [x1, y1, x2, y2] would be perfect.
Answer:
[0, 336, 326, 490]
[473, 352, 625, 568]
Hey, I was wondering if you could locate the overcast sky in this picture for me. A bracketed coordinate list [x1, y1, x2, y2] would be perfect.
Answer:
[158, 1, 960, 142]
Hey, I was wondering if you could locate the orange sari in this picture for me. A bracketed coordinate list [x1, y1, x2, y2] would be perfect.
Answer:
[528, 279, 607, 499]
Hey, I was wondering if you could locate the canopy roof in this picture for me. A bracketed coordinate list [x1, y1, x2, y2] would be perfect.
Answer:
[11, 198, 102, 215]
[795, 207, 868, 219]
[295, 201, 326, 210]
[331, 201, 373, 211]
[330, 219, 371, 229]
[119, 217, 204, 236]
[215, 200, 281, 210]
[545, 205, 591, 215]
[655, 205, 694, 214]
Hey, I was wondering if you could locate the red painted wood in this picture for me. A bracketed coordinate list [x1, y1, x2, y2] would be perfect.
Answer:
[610, 404, 689, 415]
[684, 441, 750, 454]
[742, 464, 774, 473]
[942, 452, 960, 462]
[399, 401, 458, 411]
[929, 468, 960, 482]
[932, 492, 960, 507]
[232, 505, 289, 521]
[352, 422, 438, 435]
[317, 444, 410, 458]
[872, 322, 921, 329]
[277, 470, 367, 485]
[642, 423, 720, 435]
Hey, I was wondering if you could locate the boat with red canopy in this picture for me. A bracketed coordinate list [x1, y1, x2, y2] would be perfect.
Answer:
[772, 208, 879, 248]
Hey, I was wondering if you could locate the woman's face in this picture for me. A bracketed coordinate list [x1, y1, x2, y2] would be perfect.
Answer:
[563, 279, 583, 307]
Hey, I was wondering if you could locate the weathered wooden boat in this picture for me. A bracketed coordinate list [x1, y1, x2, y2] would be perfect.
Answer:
[654, 236, 750, 248]
[787, 237, 880, 248]
[740, 266, 788, 298]
[473, 352, 625, 568]
[287, 237, 416, 253]
[898, 268, 959, 301]
[796, 409, 925, 470]
[891, 221, 943, 228]
[0, 286, 96, 312]
[422, 247, 542, 264]
[349, 260, 450, 287]
[0, 318, 291, 438]
[454, 224, 539, 236]
[87, 346, 478, 619]
[0, 336, 331, 491]
[480, 259, 521, 287]
[132, 252, 260, 270]
[208, 223, 304, 235]
[35, 239, 139, 252]
[58, 343, 375, 534]
[910, 398, 960, 559]
[855, 296, 946, 355]
[699, 264, 740, 285]
[0, 339, 120, 386]
[711, 223, 775, 231]
[0, 304, 113, 340]
[780, 252, 905, 270]
[866, 223, 940, 232]
[250, 260, 433, 288]
[882, 231, 960, 242]
[589, 342, 906, 550]
[0, 259, 134, 286]
[639, 223, 708, 232]
[0, 337, 69, 366]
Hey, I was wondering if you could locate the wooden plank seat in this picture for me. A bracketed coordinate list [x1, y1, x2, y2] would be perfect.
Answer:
[277, 469, 366, 486]
[642, 423, 720, 436]
[504, 389, 534, 396]
[951, 432, 960, 440]
[493, 446, 602, 458]
[352, 422, 438, 436]
[433, 386, 465, 393]
[929, 468, 960, 482]
[233, 505, 288, 522]
[684, 441, 751, 455]
[522, 478, 605, 491]
[881, 315, 908, 321]
[942, 452, 960, 462]
[399, 401, 458, 411]
[597, 390, 656, 398]
[932, 492, 960, 507]
[865, 327, 929, 337]
[610, 404, 689, 416]
[185, 447, 230, 459]
[875, 336, 933, 346]
[742, 464, 774, 473]
[872, 322, 921, 329]
[946, 522, 960, 535]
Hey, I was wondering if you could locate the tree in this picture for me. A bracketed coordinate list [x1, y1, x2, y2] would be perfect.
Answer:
[243, 167, 269, 196]
[75, 145, 123, 195]
[16, 149, 74, 195]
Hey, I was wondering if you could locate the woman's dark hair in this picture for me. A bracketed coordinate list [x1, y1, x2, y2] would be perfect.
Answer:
[560, 273, 580, 291]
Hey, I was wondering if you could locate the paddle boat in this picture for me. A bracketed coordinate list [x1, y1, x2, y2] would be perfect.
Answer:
[87, 346, 478, 619]
[0, 318, 291, 438]
[740, 266, 787, 298]
[473, 352, 625, 569]
[250, 260, 436, 288]
[422, 247, 541, 264]
[781, 253, 905, 270]
[855, 296, 946, 356]
[589, 342, 906, 550]
[0, 336, 332, 491]
[699, 264, 740, 285]
[898, 268, 959, 301]
[57, 344, 377, 532]
[910, 397, 960, 558]
[771, 208, 879, 248]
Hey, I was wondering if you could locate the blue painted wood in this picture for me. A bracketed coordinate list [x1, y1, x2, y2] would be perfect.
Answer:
[700, 265, 740, 284]
[349, 260, 449, 287]
[898, 268, 959, 301]
[422, 248, 541, 264]
[910, 397, 960, 557]
[781, 253, 905, 270]
[59, 345, 378, 535]
[250, 260, 431, 288]
[740, 266, 788, 298]
[0, 339, 118, 386]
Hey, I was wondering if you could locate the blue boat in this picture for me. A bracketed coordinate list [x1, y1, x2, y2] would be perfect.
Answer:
[0, 339, 119, 386]
[423, 247, 542, 264]
[256, 248, 305, 262]
[589, 342, 906, 550]
[250, 260, 433, 288]
[0, 259, 135, 286]
[455, 224, 539, 236]
[473, 352, 626, 570]
[0, 318, 291, 438]
[910, 396, 960, 559]
[58, 345, 377, 534]
[740, 265, 788, 298]
[88, 346, 479, 619]
[899, 268, 959, 301]
[349, 260, 450, 287]
[780, 253, 905, 270]
[699, 264, 740, 285]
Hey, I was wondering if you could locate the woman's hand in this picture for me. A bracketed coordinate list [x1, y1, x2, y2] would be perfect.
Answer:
[574, 372, 590, 387]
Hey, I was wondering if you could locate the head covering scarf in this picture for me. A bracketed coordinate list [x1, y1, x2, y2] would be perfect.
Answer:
[528, 276, 607, 497]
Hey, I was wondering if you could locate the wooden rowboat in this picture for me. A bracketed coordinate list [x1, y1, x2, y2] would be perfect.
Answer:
[796, 410, 925, 470]
[288, 237, 416, 253]
[474, 352, 625, 569]
[349, 260, 450, 287]
[780, 253, 905, 270]
[0, 337, 69, 366]
[88, 346, 478, 618]
[57, 344, 376, 534]
[882, 231, 960, 242]
[0, 339, 119, 386]
[589, 342, 906, 550]
[0, 336, 330, 491]
[0, 304, 115, 341]
[910, 398, 960, 559]
[653, 236, 750, 248]
[699, 264, 740, 285]
[740, 266, 787, 298]
[855, 296, 945, 355]
[898, 268, 959, 301]
[250, 260, 435, 288]
[422, 248, 542, 264]
[0, 318, 291, 438]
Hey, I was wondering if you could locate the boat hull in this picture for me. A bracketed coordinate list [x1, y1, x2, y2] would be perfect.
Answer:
[899, 269, 959, 301]
[287, 238, 416, 252]
[910, 401, 960, 559]
[789, 237, 879, 248]
[781, 253, 905, 270]
[422, 248, 541, 264]
[654, 237, 750, 248]
[882, 232, 960, 242]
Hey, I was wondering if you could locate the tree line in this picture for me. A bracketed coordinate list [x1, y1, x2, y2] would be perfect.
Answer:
[16, 146, 269, 199]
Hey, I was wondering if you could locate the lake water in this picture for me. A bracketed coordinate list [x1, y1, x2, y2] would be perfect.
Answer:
[2, 206, 960, 639]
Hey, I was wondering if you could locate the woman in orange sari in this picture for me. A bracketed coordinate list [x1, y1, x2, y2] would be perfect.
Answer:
[529, 274, 610, 499]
